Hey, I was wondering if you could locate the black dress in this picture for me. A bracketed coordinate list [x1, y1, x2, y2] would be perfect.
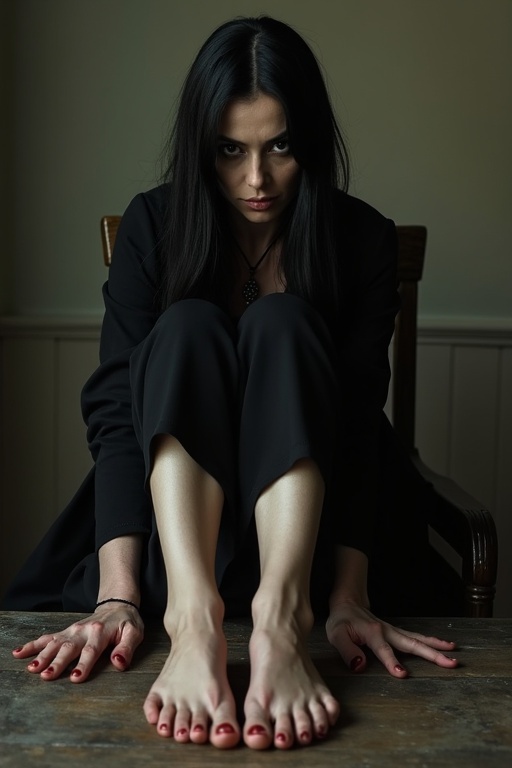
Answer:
[2, 185, 434, 618]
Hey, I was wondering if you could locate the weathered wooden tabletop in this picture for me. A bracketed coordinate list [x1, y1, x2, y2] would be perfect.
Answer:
[0, 612, 511, 767]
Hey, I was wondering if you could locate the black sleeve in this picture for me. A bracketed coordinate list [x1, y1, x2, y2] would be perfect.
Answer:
[336, 216, 400, 556]
[81, 188, 164, 550]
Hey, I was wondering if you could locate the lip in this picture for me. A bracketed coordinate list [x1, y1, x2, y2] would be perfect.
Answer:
[243, 197, 277, 211]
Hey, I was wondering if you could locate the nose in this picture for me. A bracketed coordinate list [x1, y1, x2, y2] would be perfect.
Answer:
[246, 153, 266, 190]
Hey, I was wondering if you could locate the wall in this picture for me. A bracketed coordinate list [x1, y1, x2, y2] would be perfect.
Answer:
[4, 0, 512, 322]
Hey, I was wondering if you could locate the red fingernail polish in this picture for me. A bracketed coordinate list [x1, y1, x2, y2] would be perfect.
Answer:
[276, 732, 286, 742]
[395, 664, 405, 673]
[193, 724, 204, 732]
[248, 725, 266, 735]
[113, 654, 126, 666]
[176, 728, 187, 736]
[45, 666, 55, 674]
[29, 660, 39, 668]
[13, 647, 23, 653]
[350, 656, 363, 671]
[216, 723, 235, 734]
[71, 668, 82, 677]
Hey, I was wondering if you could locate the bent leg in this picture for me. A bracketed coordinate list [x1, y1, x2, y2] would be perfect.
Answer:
[243, 459, 340, 750]
[144, 435, 240, 749]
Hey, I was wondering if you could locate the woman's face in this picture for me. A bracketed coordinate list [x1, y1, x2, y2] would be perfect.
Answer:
[216, 93, 300, 231]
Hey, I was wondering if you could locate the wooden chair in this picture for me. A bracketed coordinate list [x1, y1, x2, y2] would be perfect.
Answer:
[100, 216, 498, 617]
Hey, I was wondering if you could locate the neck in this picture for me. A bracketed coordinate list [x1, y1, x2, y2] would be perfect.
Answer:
[228, 212, 282, 263]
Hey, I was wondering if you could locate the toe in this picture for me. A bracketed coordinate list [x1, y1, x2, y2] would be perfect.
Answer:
[173, 708, 192, 742]
[274, 713, 293, 750]
[157, 704, 176, 738]
[210, 702, 240, 749]
[243, 701, 273, 750]
[293, 707, 313, 746]
[309, 700, 329, 740]
[190, 711, 209, 744]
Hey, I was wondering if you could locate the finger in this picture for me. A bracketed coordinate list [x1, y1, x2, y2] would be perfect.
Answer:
[38, 640, 83, 680]
[110, 622, 144, 670]
[69, 639, 109, 683]
[327, 624, 367, 672]
[382, 630, 459, 669]
[369, 638, 409, 677]
[13, 633, 61, 659]
[397, 630, 457, 650]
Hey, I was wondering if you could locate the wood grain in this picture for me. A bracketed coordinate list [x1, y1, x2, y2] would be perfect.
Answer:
[1, 613, 511, 766]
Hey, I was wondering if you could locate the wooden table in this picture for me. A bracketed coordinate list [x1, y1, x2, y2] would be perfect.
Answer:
[1, 613, 511, 767]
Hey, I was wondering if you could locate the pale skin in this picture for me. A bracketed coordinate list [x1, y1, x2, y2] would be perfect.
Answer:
[12, 93, 458, 749]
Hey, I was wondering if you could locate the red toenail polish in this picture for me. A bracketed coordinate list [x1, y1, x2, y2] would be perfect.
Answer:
[113, 653, 127, 666]
[276, 732, 286, 742]
[300, 731, 310, 741]
[159, 723, 169, 731]
[350, 655, 363, 671]
[317, 726, 327, 739]
[193, 724, 204, 732]
[248, 725, 266, 736]
[29, 660, 39, 668]
[177, 728, 187, 736]
[216, 723, 235, 734]
[71, 668, 82, 678]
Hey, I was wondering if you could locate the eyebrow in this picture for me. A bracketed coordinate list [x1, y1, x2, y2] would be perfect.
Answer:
[217, 131, 288, 146]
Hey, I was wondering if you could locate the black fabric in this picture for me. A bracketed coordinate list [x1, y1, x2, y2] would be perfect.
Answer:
[3, 185, 440, 618]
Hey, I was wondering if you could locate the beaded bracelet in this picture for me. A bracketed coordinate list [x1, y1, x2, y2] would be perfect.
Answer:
[95, 598, 140, 613]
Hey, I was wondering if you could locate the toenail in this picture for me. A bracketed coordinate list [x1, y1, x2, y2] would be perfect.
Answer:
[113, 653, 127, 666]
[300, 730, 310, 741]
[159, 723, 169, 731]
[276, 732, 287, 742]
[216, 723, 235, 734]
[317, 726, 327, 739]
[193, 724, 204, 732]
[248, 725, 266, 736]
[176, 728, 187, 736]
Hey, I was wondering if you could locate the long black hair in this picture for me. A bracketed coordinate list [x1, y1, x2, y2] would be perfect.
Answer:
[159, 16, 350, 318]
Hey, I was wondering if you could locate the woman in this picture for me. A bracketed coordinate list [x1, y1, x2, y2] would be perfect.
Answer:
[5, 16, 458, 751]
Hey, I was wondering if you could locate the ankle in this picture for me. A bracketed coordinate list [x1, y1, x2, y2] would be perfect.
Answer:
[251, 587, 314, 635]
[164, 593, 225, 638]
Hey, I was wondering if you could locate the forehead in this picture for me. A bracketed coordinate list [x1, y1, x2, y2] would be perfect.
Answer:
[218, 93, 287, 139]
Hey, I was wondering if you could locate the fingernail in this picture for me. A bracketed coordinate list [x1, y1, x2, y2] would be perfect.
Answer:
[28, 660, 39, 668]
[395, 664, 405, 673]
[216, 723, 235, 734]
[350, 655, 363, 671]
[13, 647, 23, 653]
[113, 653, 127, 666]
[43, 666, 55, 674]
[248, 725, 266, 735]
[71, 668, 82, 678]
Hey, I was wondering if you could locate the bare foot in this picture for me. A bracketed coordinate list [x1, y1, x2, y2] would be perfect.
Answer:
[243, 609, 340, 749]
[143, 613, 240, 749]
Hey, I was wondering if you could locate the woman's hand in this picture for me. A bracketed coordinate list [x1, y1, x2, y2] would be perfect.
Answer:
[325, 600, 458, 677]
[11, 603, 144, 682]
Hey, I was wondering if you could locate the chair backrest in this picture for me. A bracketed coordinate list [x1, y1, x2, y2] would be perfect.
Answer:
[100, 216, 426, 453]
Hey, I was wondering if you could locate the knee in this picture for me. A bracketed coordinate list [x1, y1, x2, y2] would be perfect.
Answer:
[239, 293, 326, 342]
[154, 299, 233, 342]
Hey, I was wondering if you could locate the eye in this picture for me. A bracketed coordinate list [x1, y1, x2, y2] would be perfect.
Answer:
[271, 139, 290, 155]
[218, 143, 243, 158]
